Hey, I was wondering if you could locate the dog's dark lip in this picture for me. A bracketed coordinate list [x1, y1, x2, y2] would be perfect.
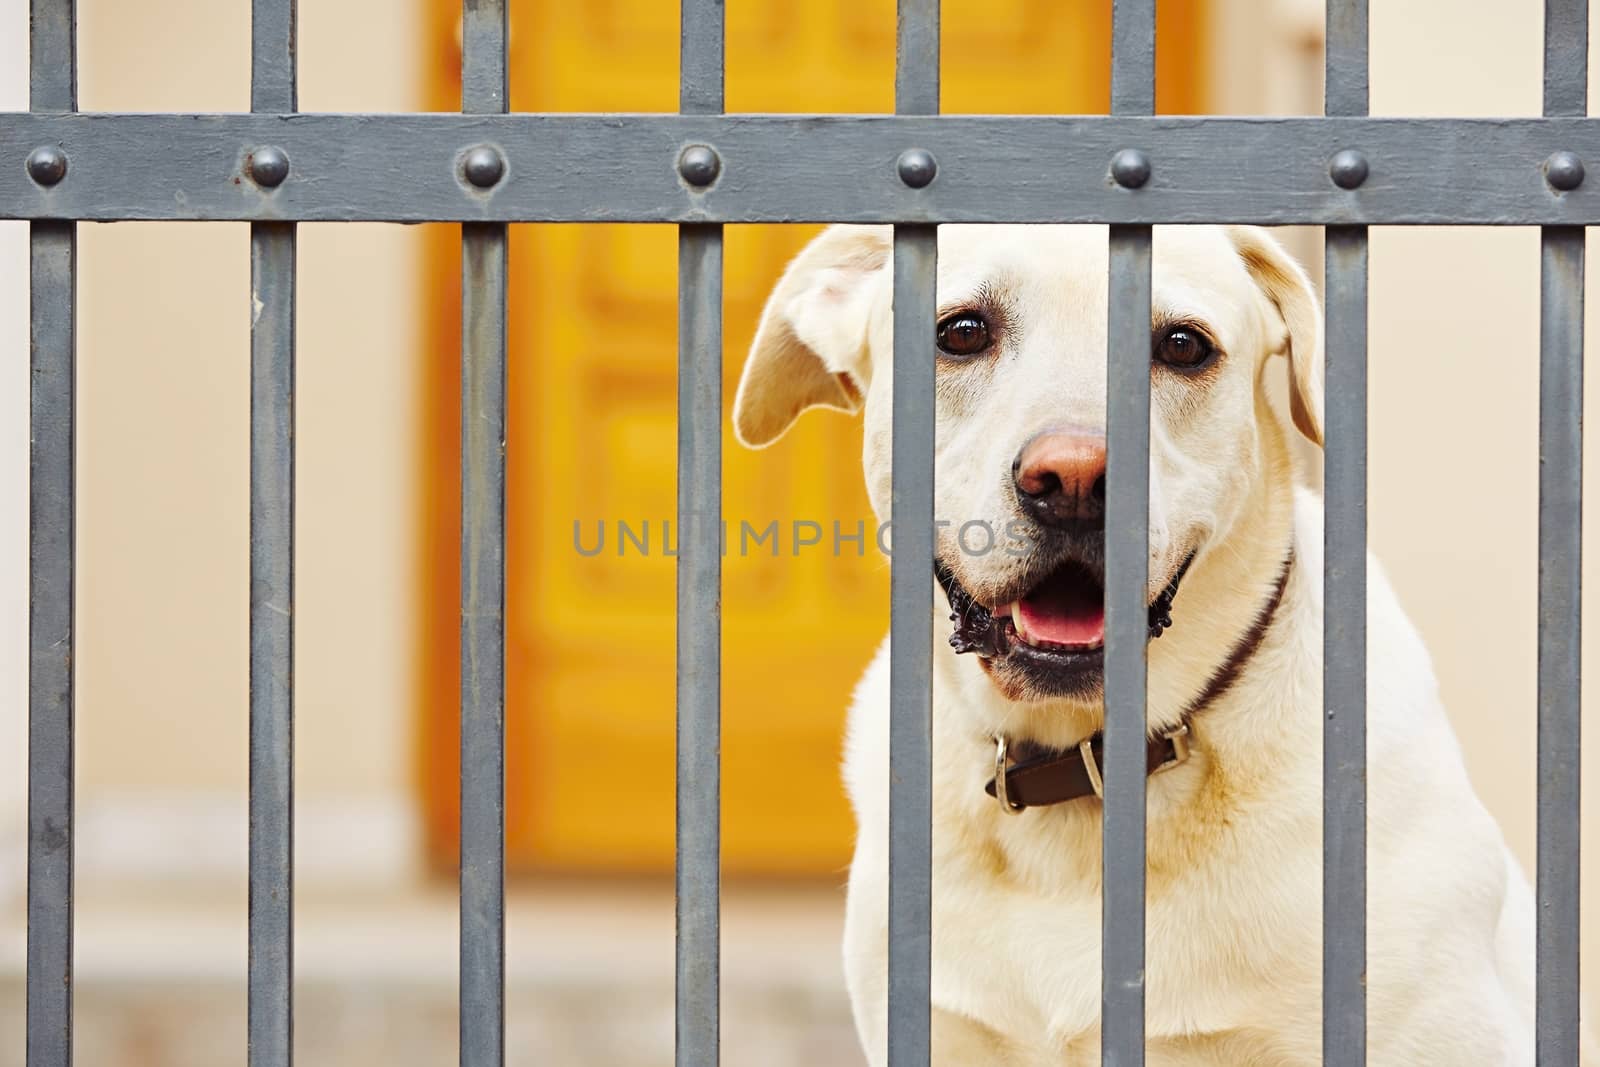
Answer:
[935, 549, 1197, 663]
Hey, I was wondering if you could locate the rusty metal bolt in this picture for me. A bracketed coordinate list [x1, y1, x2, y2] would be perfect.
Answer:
[26, 146, 68, 187]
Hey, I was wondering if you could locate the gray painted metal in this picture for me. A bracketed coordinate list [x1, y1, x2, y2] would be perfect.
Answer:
[1326, 0, 1369, 118]
[1538, 224, 1585, 1067]
[13, 2, 1596, 1065]
[1101, 226, 1151, 1067]
[12, 114, 1600, 225]
[1103, 2, 1155, 1063]
[459, 4, 508, 1067]
[1110, 0, 1155, 116]
[888, 225, 937, 1067]
[1538, 6, 1587, 1065]
[247, 3, 297, 1066]
[248, 222, 296, 1067]
[675, 1, 724, 1065]
[895, 0, 939, 117]
[27, 225, 74, 1067]
[1546, 0, 1588, 120]
[1323, 3, 1370, 1064]
[675, 223, 722, 1067]
[888, 5, 937, 1065]
[27, 1, 75, 1065]
[1322, 224, 1368, 1067]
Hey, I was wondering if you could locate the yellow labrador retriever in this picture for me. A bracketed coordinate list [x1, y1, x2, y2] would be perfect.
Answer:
[734, 224, 1572, 1065]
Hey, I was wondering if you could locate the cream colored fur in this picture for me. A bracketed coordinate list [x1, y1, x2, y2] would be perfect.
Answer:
[735, 224, 1586, 1065]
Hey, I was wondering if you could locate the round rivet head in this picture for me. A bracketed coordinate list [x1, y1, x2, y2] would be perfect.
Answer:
[1546, 150, 1585, 192]
[678, 144, 721, 188]
[897, 148, 938, 189]
[1329, 149, 1369, 190]
[463, 145, 505, 189]
[26, 146, 67, 187]
[1110, 149, 1151, 189]
[248, 146, 290, 189]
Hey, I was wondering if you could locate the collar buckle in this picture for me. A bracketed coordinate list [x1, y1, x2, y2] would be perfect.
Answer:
[993, 735, 1025, 814]
[1079, 738, 1104, 798]
[1153, 723, 1193, 775]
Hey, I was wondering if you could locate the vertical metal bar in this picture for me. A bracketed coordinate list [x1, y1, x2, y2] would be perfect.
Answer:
[1321, 225, 1368, 1067]
[248, 2, 297, 1066]
[1101, 232, 1151, 1067]
[675, 1, 724, 1065]
[1109, 0, 1155, 116]
[460, 3, 508, 1067]
[26, 1, 76, 1065]
[888, 4, 937, 1065]
[1323, 2, 1369, 1063]
[895, 0, 940, 116]
[1102, 2, 1155, 1065]
[1538, 4, 1587, 1064]
[888, 226, 937, 1067]
[1538, 224, 1584, 1067]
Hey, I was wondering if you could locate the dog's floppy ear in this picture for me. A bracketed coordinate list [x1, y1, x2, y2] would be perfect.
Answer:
[734, 225, 892, 448]
[1227, 226, 1324, 447]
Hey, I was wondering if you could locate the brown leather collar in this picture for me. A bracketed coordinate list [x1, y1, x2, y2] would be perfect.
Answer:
[983, 550, 1294, 813]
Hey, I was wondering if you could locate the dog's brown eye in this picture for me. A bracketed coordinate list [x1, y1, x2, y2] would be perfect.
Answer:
[1154, 327, 1216, 370]
[937, 313, 992, 358]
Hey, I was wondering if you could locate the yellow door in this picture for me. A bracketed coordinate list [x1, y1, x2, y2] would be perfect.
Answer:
[419, 0, 1210, 876]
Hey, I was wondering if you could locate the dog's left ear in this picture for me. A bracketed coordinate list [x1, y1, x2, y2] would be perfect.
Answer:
[1227, 226, 1324, 447]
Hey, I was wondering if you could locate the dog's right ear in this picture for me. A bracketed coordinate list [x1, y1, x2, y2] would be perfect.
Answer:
[1227, 225, 1324, 448]
[733, 225, 892, 448]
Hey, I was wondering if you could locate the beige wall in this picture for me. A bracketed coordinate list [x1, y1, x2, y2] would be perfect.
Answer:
[0, 0, 431, 899]
[0, 0, 27, 904]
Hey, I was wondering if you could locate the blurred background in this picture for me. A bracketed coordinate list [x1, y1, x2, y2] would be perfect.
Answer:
[1, 0, 1599, 1062]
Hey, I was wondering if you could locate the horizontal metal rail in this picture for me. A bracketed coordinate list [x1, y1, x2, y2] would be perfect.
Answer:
[5, 114, 1600, 224]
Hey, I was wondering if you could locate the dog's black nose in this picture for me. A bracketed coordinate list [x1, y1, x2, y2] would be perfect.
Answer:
[1013, 430, 1106, 531]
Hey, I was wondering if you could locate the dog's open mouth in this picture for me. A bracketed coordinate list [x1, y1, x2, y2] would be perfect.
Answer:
[935, 551, 1193, 694]
[993, 559, 1107, 650]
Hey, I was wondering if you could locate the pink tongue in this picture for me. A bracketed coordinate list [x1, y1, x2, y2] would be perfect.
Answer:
[1016, 573, 1106, 647]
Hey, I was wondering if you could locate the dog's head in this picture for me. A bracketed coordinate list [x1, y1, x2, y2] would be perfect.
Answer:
[735, 224, 1320, 717]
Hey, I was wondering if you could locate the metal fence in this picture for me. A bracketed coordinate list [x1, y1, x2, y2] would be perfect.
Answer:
[2, 0, 1590, 1063]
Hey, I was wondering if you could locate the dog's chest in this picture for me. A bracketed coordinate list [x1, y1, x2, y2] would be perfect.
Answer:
[931, 815, 1321, 1057]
